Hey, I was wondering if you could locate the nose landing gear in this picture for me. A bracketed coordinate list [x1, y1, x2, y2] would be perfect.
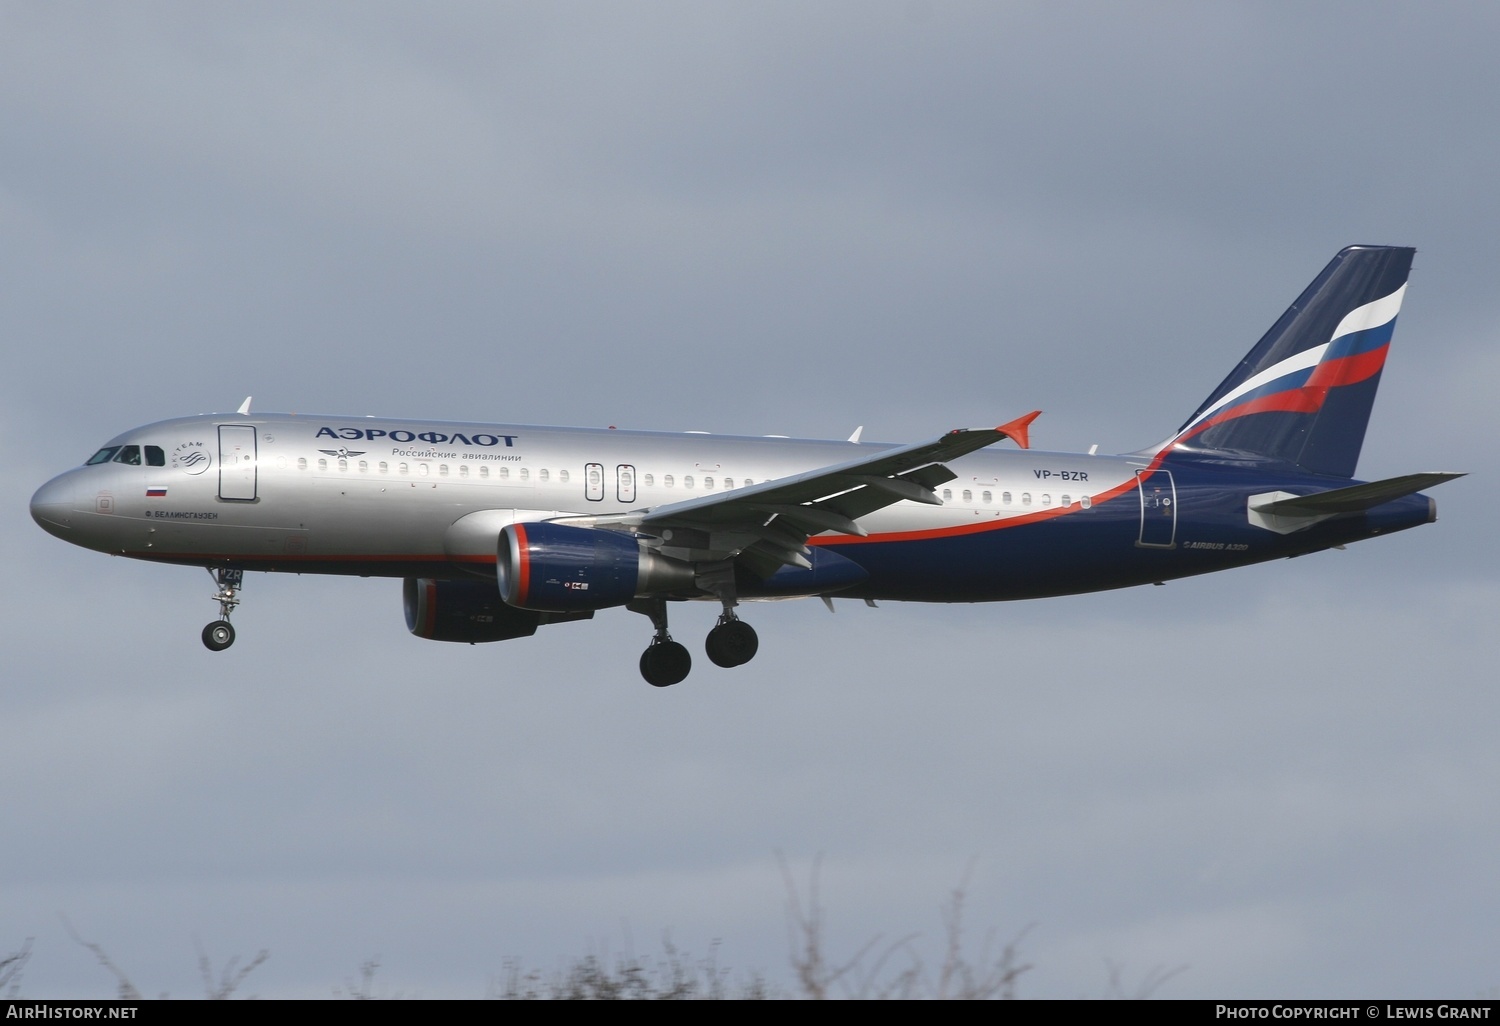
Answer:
[202, 567, 243, 652]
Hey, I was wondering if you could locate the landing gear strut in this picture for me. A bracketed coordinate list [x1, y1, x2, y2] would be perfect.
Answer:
[631, 598, 691, 687]
[629, 562, 762, 686]
[202, 567, 242, 652]
[700, 561, 758, 670]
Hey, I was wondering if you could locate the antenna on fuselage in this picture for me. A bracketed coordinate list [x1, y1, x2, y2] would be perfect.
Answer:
[237, 397, 253, 415]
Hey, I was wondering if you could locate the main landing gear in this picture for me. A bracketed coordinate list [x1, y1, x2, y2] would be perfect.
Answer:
[632, 598, 692, 687]
[202, 567, 242, 652]
[629, 591, 760, 687]
[705, 614, 758, 668]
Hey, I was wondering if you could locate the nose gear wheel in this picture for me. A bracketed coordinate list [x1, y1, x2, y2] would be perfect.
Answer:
[202, 567, 243, 651]
[202, 620, 235, 651]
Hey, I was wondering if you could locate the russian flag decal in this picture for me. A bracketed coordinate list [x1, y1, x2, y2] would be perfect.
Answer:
[147, 486, 167, 497]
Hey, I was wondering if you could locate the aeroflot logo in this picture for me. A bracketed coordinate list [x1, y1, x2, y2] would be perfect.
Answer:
[316, 427, 518, 447]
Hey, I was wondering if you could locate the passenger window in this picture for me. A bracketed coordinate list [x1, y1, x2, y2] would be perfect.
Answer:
[1021, 492, 1031, 506]
[539, 468, 549, 483]
[519, 468, 529, 482]
[318, 459, 328, 471]
[113, 445, 142, 465]
[338, 459, 348, 471]
[439, 464, 449, 476]
[359, 461, 369, 473]
[297, 458, 307, 471]
[684, 475, 694, 489]
[703, 477, 714, 489]
[378, 461, 388, 473]
[743, 478, 753, 486]
[1061, 493, 1070, 506]
[962, 489, 972, 502]
[664, 475, 674, 488]
[459, 465, 468, 478]
[724, 478, 734, 489]
[86, 447, 121, 465]
[942, 488, 952, 500]
[1081, 495, 1091, 509]
[643, 474, 655, 487]
[398, 463, 408, 474]
[1002, 491, 1012, 505]
[1042, 493, 1052, 506]
[982, 490, 992, 504]
[498, 466, 508, 480]
[559, 469, 570, 484]
[418, 464, 429, 477]
[145, 445, 165, 467]
[479, 466, 489, 479]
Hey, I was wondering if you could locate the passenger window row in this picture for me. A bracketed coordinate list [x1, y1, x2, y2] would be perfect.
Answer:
[284, 457, 1104, 513]
[938, 487, 1092, 510]
[288, 459, 762, 495]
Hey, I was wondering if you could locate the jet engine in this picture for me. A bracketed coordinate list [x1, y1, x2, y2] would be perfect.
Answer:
[403, 577, 591, 643]
[496, 522, 694, 612]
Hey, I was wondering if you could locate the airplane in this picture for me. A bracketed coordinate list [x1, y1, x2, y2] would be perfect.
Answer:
[30, 245, 1463, 686]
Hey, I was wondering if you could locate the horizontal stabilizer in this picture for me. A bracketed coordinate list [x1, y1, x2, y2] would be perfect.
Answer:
[1250, 472, 1465, 516]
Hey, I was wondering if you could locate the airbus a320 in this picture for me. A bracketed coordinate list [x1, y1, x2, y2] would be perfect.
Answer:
[31, 246, 1461, 686]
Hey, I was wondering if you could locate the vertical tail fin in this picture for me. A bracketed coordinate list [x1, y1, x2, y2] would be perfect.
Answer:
[1169, 245, 1415, 478]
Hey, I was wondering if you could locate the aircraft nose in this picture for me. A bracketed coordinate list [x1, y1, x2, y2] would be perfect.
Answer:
[30, 474, 78, 538]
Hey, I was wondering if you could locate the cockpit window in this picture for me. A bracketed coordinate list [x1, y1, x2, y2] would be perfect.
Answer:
[145, 445, 165, 466]
[85, 447, 121, 465]
[112, 445, 142, 465]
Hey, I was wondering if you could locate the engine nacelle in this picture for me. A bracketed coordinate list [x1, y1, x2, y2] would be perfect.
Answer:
[404, 577, 591, 643]
[497, 522, 693, 612]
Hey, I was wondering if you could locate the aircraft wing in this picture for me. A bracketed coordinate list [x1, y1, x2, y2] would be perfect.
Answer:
[566, 412, 1040, 575]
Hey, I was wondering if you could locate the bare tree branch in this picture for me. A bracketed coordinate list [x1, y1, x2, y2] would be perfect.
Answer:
[195, 936, 270, 1000]
[60, 917, 141, 1001]
[0, 939, 33, 998]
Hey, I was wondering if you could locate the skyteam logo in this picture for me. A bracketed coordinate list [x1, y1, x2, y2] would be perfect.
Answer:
[1175, 284, 1405, 444]
[172, 440, 211, 475]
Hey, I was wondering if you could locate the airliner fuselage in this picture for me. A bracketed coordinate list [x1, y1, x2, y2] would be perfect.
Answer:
[29, 246, 1461, 685]
[30, 413, 1433, 600]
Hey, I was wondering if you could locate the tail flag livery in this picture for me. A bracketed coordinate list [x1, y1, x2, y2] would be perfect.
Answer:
[1170, 245, 1415, 478]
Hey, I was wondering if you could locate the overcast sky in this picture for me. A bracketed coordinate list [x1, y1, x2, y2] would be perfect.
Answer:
[2, 1, 1496, 999]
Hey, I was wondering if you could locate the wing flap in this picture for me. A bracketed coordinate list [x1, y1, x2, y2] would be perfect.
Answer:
[750, 504, 869, 537]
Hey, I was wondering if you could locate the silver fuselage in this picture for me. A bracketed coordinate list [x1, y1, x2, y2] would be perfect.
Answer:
[30, 412, 1121, 588]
